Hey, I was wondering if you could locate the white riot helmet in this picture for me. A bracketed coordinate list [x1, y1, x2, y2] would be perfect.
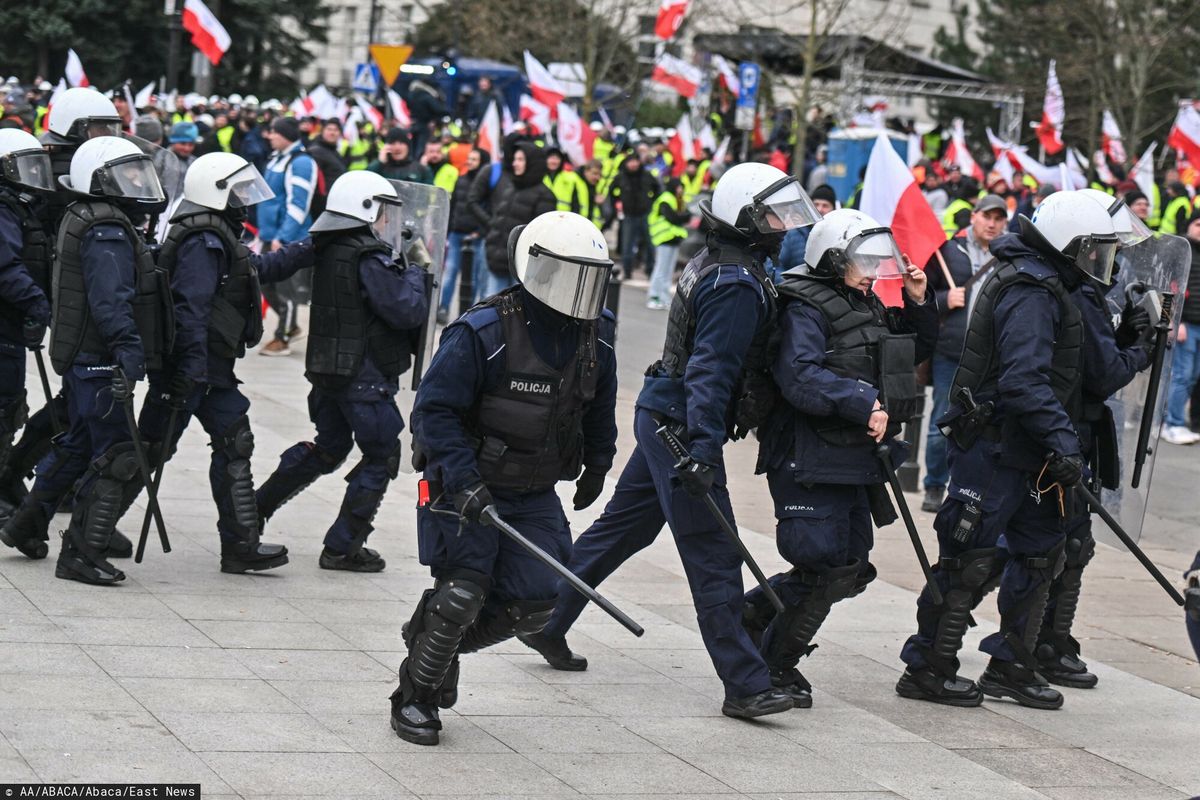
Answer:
[61, 135, 165, 204]
[509, 211, 613, 320]
[179, 152, 273, 214]
[1028, 191, 1120, 285]
[242, 95, 260, 109]
[1077, 187, 1152, 248]
[44, 87, 122, 145]
[703, 162, 821, 239]
[802, 208, 905, 284]
[310, 170, 401, 237]
[0, 129, 54, 192]
[228, 93, 244, 107]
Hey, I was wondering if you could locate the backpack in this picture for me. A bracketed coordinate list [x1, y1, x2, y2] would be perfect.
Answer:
[285, 148, 329, 221]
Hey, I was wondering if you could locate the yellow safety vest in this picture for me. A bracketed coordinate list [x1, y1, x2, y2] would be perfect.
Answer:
[1147, 184, 1163, 229]
[554, 171, 603, 228]
[649, 192, 687, 246]
[215, 125, 235, 153]
[1158, 195, 1192, 235]
[680, 164, 707, 204]
[942, 198, 973, 237]
[433, 162, 459, 195]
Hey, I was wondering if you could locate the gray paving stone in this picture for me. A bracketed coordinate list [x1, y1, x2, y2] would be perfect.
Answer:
[452, 682, 602, 718]
[22, 588, 179, 619]
[0, 642, 104, 676]
[84, 644, 257, 679]
[615, 714, 802, 754]
[200, 751, 410, 796]
[1038, 786, 1189, 800]
[960, 746, 1171, 790]
[526, 752, 735, 795]
[267, 679, 396, 716]
[559, 680, 722, 718]
[0, 673, 141, 711]
[118, 677, 305, 714]
[159, 710, 352, 752]
[189, 619, 354, 650]
[0, 709, 183, 752]
[741, 795, 905, 800]
[470, 716, 662, 754]
[157, 592, 313, 622]
[371, 751, 575, 795]
[19, 747, 233, 791]
[319, 620, 408, 651]
[50, 615, 216, 647]
[0, 620, 73, 643]
[232, 647, 395, 682]
[318, 712, 513, 754]
[0, 751, 39, 783]
[676, 750, 884, 794]
[286, 596, 407, 625]
[0, 588, 46, 620]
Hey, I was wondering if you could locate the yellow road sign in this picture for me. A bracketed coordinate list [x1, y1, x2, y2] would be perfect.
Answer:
[370, 44, 414, 87]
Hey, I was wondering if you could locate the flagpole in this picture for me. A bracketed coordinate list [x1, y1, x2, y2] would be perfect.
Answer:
[165, 0, 184, 92]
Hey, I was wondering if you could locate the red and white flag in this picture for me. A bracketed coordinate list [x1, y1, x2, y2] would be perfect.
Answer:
[711, 54, 739, 96]
[654, 0, 691, 40]
[860, 133, 946, 307]
[1101, 109, 1126, 164]
[1092, 150, 1115, 186]
[65, 49, 88, 88]
[697, 123, 716, 153]
[183, 0, 231, 66]
[1036, 60, 1065, 155]
[355, 96, 383, 130]
[524, 51, 567, 110]
[386, 88, 411, 127]
[556, 102, 595, 167]
[1129, 143, 1157, 219]
[651, 53, 701, 98]
[501, 103, 515, 135]
[1166, 104, 1200, 167]
[943, 118, 984, 182]
[134, 81, 155, 110]
[519, 94, 552, 136]
[43, 80, 68, 132]
[666, 113, 696, 175]
[478, 100, 503, 162]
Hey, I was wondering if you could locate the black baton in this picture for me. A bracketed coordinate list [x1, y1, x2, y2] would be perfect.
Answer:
[135, 398, 180, 563]
[875, 444, 944, 605]
[32, 348, 61, 436]
[114, 369, 171, 557]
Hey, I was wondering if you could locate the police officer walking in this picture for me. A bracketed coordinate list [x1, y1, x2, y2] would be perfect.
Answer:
[898, 191, 1122, 709]
[522, 163, 822, 719]
[389, 211, 618, 746]
[255, 171, 428, 572]
[744, 209, 937, 707]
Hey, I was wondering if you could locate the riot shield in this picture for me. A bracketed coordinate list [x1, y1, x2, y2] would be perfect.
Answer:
[1099, 233, 1191, 546]
[121, 133, 185, 244]
[385, 180, 450, 391]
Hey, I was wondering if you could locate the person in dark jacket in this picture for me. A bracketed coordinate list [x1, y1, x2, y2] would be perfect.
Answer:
[921, 194, 1008, 512]
[367, 129, 433, 184]
[610, 154, 659, 279]
[255, 171, 429, 572]
[439, 147, 490, 322]
[744, 208, 937, 707]
[480, 141, 557, 298]
[1163, 210, 1200, 444]
[307, 119, 348, 186]
[405, 81, 447, 156]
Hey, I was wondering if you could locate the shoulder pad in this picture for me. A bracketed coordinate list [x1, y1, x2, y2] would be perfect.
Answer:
[454, 303, 501, 333]
[710, 262, 765, 294]
[1010, 255, 1055, 280]
[198, 231, 227, 252]
[88, 224, 128, 242]
[597, 309, 617, 340]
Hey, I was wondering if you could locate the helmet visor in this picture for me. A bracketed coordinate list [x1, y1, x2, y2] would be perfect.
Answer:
[1071, 235, 1119, 285]
[1, 148, 54, 192]
[96, 153, 165, 201]
[844, 228, 906, 282]
[370, 197, 407, 252]
[69, 117, 123, 141]
[747, 175, 822, 233]
[223, 163, 274, 207]
[524, 245, 613, 320]
[1118, 210, 1154, 248]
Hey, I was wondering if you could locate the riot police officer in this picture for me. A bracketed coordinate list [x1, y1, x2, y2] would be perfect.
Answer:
[1034, 190, 1155, 687]
[125, 152, 316, 573]
[0, 130, 54, 529]
[898, 191, 1122, 709]
[255, 171, 428, 572]
[522, 163, 822, 719]
[5, 136, 172, 584]
[744, 209, 937, 707]
[388, 210, 617, 746]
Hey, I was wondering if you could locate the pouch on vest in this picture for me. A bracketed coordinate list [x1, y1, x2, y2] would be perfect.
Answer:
[878, 333, 919, 433]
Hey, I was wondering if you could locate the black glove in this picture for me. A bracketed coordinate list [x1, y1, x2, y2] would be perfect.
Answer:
[573, 468, 607, 511]
[452, 482, 494, 525]
[676, 460, 716, 498]
[1045, 453, 1084, 487]
[22, 317, 46, 349]
[1115, 302, 1152, 349]
[168, 372, 196, 404]
[111, 367, 136, 404]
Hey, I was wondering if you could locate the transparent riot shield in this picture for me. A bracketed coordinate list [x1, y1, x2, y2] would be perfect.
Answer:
[122, 133, 185, 243]
[1099, 233, 1191, 546]
[384, 180, 449, 392]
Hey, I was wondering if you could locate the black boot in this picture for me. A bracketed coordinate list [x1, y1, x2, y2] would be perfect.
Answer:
[1035, 641, 1097, 689]
[54, 445, 137, 586]
[215, 423, 290, 574]
[319, 546, 384, 572]
[1036, 531, 1097, 689]
[107, 528, 133, 559]
[390, 661, 442, 746]
[221, 539, 289, 573]
[55, 535, 125, 585]
[770, 667, 813, 709]
[0, 497, 49, 560]
[979, 658, 1063, 709]
[721, 688, 793, 719]
[895, 666, 983, 707]
[518, 630, 588, 671]
[320, 479, 389, 572]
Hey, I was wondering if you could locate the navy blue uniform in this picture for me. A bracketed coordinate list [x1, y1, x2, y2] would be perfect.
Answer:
[541, 264, 776, 701]
[256, 251, 427, 554]
[0, 203, 50, 443]
[414, 292, 617, 601]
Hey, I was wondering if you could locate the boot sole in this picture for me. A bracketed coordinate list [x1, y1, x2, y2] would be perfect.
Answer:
[390, 714, 439, 745]
[54, 562, 124, 586]
[895, 674, 983, 707]
[978, 676, 1064, 709]
[318, 559, 386, 573]
[1042, 671, 1098, 690]
[721, 696, 794, 719]
[221, 553, 290, 574]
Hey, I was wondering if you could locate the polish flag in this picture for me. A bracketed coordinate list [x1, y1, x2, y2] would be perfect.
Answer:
[942, 118, 984, 182]
[42, 80, 68, 132]
[651, 53, 701, 98]
[1101, 109, 1126, 164]
[1166, 104, 1200, 167]
[65, 49, 88, 88]
[355, 96, 383, 130]
[134, 81, 156, 110]
[697, 123, 716, 153]
[654, 0, 690, 40]
[1036, 60, 1065, 155]
[523, 51, 567, 110]
[501, 103, 515, 135]
[519, 94, 552, 136]
[183, 0, 232, 66]
[985, 127, 1025, 171]
[556, 102, 595, 167]
[477, 100, 502, 162]
[667, 113, 696, 175]
[1129, 143, 1157, 219]
[1092, 150, 1115, 186]
[710, 54, 739, 96]
[386, 88, 411, 127]
[860, 133, 946, 307]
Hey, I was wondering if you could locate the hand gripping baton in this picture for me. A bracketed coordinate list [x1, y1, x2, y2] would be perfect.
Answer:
[135, 396, 181, 563]
[655, 423, 786, 614]
[874, 444, 944, 605]
[32, 348, 62, 436]
[481, 506, 644, 637]
[113, 369, 171, 558]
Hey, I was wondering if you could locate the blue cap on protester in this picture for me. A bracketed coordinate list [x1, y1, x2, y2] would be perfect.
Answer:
[168, 121, 200, 144]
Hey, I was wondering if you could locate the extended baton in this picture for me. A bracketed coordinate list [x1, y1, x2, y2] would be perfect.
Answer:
[1074, 482, 1184, 606]
[655, 424, 786, 614]
[32, 348, 61, 436]
[135, 398, 180, 563]
[482, 506, 644, 637]
[114, 369, 171, 557]
[1129, 288, 1173, 489]
[874, 444, 944, 605]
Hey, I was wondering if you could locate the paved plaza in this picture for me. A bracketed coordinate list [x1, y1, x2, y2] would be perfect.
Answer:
[1, 282, 1198, 799]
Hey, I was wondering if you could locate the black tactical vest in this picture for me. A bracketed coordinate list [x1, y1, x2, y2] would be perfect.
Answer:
[41, 145, 77, 237]
[307, 230, 413, 390]
[158, 211, 263, 360]
[952, 259, 1083, 418]
[0, 188, 52, 298]
[50, 200, 173, 375]
[470, 290, 599, 493]
[777, 276, 920, 446]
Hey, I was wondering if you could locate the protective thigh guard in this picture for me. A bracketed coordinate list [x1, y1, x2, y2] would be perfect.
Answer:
[917, 547, 998, 679]
[394, 572, 489, 706]
[214, 416, 259, 542]
[334, 443, 401, 553]
[256, 441, 346, 521]
[67, 443, 139, 564]
[1002, 540, 1067, 668]
[1038, 528, 1095, 656]
[762, 560, 860, 671]
[458, 597, 558, 655]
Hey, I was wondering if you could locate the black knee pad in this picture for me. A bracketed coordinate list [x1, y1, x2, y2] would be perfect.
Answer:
[99, 442, 140, 483]
[217, 416, 254, 460]
[508, 598, 557, 636]
[1065, 530, 1095, 570]
[405, 574, 489, 694]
